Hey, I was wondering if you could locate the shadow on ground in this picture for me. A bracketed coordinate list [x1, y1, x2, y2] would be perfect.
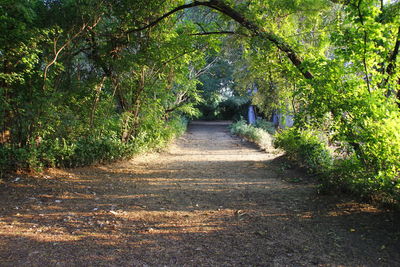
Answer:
[0, 121, 399, 266]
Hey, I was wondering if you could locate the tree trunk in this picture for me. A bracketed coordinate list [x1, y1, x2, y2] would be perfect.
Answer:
[121, 68, 146, 143]
[89, 76, 107, 130]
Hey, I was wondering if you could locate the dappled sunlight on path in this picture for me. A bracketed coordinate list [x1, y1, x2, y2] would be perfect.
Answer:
[0, 121, 399, 266]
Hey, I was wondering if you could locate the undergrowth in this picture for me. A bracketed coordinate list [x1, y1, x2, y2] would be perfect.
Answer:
[274, 128, 333, 174]
[230, 119, 274, 151]
[274, 127, 400, 208]
[231, 119, 400, 208]
[0, 116, 187, 174]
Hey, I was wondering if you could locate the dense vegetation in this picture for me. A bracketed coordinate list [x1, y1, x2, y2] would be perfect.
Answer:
[230, 119, 275, 150]
[1, 0, 399, 203]
[0, 0, 210, 172]
[196, 51, 250, 120]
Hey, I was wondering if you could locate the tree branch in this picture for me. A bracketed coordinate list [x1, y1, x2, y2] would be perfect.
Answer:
[126, 1, 207, 34]
[125, 0, 314, 80]
[43, 16, 102, 89]
[190, 31, 248, 37]
[357, 0, 371, 93]
[201, 0, 314, 79]
[329, 0, 353, 5]
[386, 26, 400, 77]
[382, 26, 400, 97]
[43, 23, 88, 87]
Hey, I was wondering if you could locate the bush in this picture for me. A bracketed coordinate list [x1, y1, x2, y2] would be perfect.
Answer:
[0, 116, 188, 174]
[327, 115, 400, 204]
[275, 125, 400, 206]
[230, 120, 273, 150]
[255, 118, 275, 134]
[274, 128, 333, 174]
[0, 145, 14, 177]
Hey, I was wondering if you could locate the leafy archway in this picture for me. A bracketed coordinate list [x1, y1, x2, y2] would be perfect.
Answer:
[1, 0, 399, 200]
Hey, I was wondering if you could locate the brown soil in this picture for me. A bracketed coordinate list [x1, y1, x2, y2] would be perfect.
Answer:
[1, 121, 400, 266]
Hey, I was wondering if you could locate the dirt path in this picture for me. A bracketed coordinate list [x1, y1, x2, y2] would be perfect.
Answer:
[1, 121, 400, 266]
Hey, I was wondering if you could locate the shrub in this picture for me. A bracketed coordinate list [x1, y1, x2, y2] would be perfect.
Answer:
[327, 115, 400, 204]
[0, 145, 14, 177]
[255, 118, 275, 134]
[230, 120, 273, 150]
[0, 116, 188, 174]
[274, 128, 333, 174]
[275, 125, 400, 206]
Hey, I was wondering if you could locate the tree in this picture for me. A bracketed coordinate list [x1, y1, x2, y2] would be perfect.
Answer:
[1, 0, 399, 202]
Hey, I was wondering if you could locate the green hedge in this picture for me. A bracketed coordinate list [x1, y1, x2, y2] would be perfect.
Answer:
[274, 127, 400, 207]
[230, 120, 274, 150]
[274, 128, 333, 174]
[0, 116, 187, 174]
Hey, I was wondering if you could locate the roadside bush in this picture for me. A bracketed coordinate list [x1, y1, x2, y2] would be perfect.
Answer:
[326, 115, 400, 204]
[274, 128, 333, 174]
[0, 116, 188, 174]
[230, 120, 273, 150]
[254, 119, 275, 134]
[275, 124, 400, 206]
[0, 145, 15, 177]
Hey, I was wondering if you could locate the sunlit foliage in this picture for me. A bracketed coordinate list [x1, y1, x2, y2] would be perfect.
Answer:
[1, 0, 399, 204]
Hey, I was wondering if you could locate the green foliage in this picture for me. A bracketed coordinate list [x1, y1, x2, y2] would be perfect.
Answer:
[196, 53, 250, 120]
[326, 110, 400, 203]
[254, 119, 275, 135]
[219, 97, 249, 120]
[0, 116, 187, 173]
[275, 123, 400, 205]
[199, 95, 249, 120]
[229, 0, 400, 204]
[230, 120, 273, 150]
[1, 0, 399, 206]
[0, 0, 199, 175]
[274, 128, 333, 174]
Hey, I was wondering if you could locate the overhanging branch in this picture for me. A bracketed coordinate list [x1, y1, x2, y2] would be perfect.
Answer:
[190, 31, 249, 37]
[126, 1, 206, 34]
[126, 0, 314, 80]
